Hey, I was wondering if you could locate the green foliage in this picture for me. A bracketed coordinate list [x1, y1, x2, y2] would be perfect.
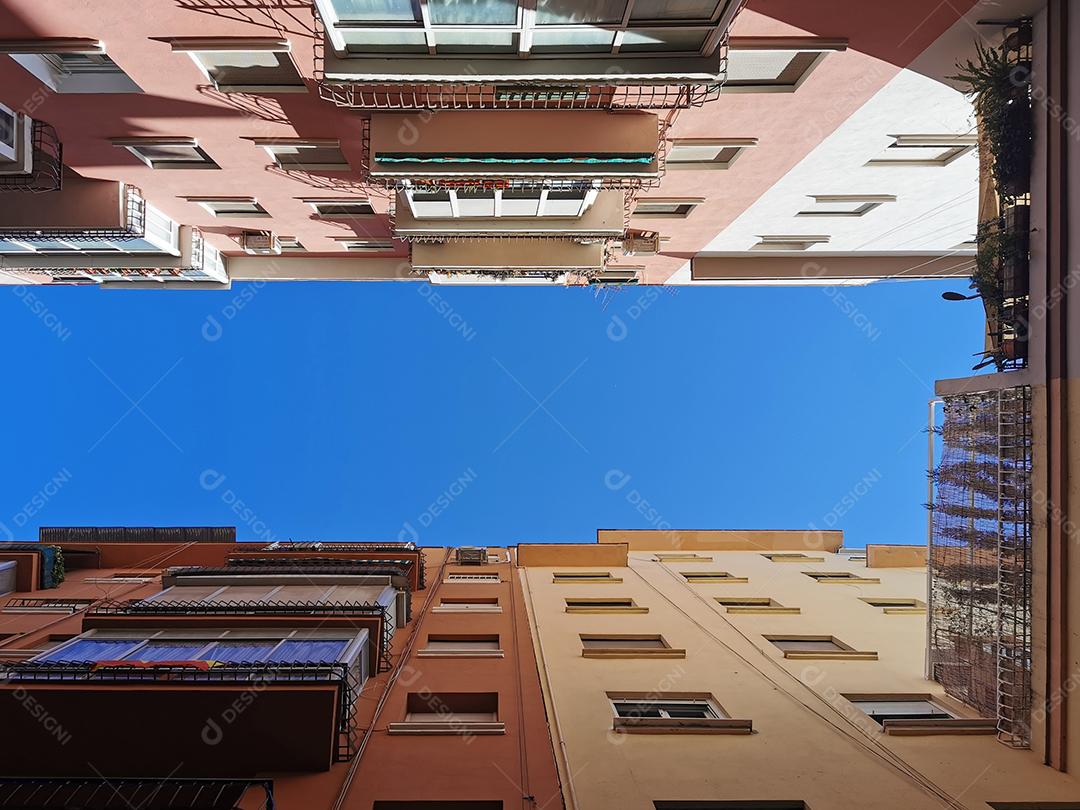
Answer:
[949, 39, 1032, 205]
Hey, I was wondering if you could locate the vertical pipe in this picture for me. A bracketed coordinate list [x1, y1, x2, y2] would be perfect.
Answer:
[926, 397, 942, 680]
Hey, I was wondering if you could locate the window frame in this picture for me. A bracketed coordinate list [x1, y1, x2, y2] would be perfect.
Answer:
[564, 597, 647, 614]
[2, 39, 142, 93]
[632, 197, 704, 219]
[666, 138, 757, 170]
[316, 0, 742, 61]
[714, 597, 799, 615]
[866, 134, 978, 167]
[183, 196, 270, 218]
[609, 691, 752, 735]
[552, 571, 623, 584]
[111, 137, 218, 170]
[253, 138, 351, 172]
[169, 38, 306, 94]
[580, 633, 685, 658]
[418, 634, 503, 657]
[303, 198, 377, 218]
[765, 634, 877, 660]
[681, 571, 749, 583]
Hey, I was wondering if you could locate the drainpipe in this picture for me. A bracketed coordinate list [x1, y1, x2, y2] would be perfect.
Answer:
[926, 397, 942, 680]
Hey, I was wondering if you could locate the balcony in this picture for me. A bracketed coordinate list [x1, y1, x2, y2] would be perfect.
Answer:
[0, 660, 357, 775]
[314, 0, 744, 110]
[1, 226, 228, 286]
[366, 111, 662, 189]
[0, 778, 274, 810]
[0, 115, 62, 193]
[393, 188, 626, 241]
[413, 239, 608, 284]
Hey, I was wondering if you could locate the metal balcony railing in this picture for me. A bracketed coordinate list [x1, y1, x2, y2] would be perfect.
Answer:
[311, 1, 743, 111]
[0, 120, 62, 193]
[40, 526, 236, 544]
[2, 660, 359, 761]
[0, 778, 274, 810]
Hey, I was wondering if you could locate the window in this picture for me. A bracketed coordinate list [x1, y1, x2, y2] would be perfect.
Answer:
[859, 597, 926, 613]
[654, 553, 711, 562]
[111, 138, 217, 170]
[433, 596, 501, 613]
[4, 41, 141, 93]
[611, 692, 751, 734]
[564, 597, 646, 613]
[185, 196, 269, 217]
[331, 238, 395, 252]
[317, 0, 739, 58]
[715, 597, 799, 614]
[171, 39, 305, 93]
[666, 138, 756, 170]
[39, 638, 141, 662]
[404, 186, 593, 219]
[388, 692, 503, 734]
[725, 48, 829, 92]
[797, 194, 896, 217]
[765, 635, 876, 660]
[846, 697, 953, 725]
[866, 134, 977, 167]
[37, 635, 356, 665]
[580, 634, 684, 658]
[254, 139, 350, 171]
[761, 553, 824, 562]
[613, 698, 720, 719]
[682, 571, 748, 583]
[803, 571, 880, 584]
[304, 198, 375, 217]
[553, 571, 621, 583]
[419, 635, 502, 656]
[445, 572, 501, 583]
[277, 236, 305, 252]
[633, 198, 703, 218]
[752, 234, 831, 251]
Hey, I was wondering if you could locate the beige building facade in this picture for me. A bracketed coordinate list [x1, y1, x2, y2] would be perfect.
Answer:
[520, 530, 1080, 809]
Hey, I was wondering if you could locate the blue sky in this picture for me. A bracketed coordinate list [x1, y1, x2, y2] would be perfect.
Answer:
[0, 279, 983, 548]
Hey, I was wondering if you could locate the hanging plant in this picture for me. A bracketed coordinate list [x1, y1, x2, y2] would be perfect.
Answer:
[950, 38, 1033, 204]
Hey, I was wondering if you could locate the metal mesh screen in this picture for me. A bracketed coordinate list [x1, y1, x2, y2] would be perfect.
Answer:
[929, 386, 1032, 747]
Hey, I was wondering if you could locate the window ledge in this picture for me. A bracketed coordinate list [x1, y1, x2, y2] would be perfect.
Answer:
[782, 650, 878, 661]
[583, 648, 686, 659]
[431, 606, 502, 614]
[724, 607, 801, 615]
[686, 577, 749, 584]
[216, 84, 308, 94]
[565, 607, 649, 614]
[554, 578, 623, 584]
[883, 718, 996, 736]
[416, 650, 505, 658]
[613, 717, 752, 735]
[768, 557, 825, 563]
[882, 607, 927, 615]
[387, 721, 505, 735]
[816, 577, 881, 585]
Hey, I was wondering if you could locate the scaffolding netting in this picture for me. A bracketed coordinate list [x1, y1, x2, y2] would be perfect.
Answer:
[929, 385, 1032, 748]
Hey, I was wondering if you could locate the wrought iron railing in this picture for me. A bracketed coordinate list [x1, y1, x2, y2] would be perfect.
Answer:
[40, 527, 236, 544]
[311, 1, 738, 112]
[0, 120, 62, 193]
[0, 777, 274, 810]
[2, 660, 359, 761]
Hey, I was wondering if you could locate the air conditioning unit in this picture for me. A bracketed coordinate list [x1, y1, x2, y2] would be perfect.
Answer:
[456, 546, 488, 566]
[241, 230, 281, 255]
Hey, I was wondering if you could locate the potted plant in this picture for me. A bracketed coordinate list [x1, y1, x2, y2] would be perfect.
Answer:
[951, 39, 1033, 202]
